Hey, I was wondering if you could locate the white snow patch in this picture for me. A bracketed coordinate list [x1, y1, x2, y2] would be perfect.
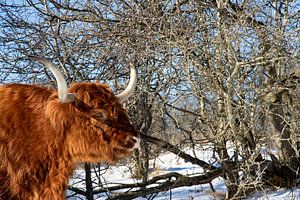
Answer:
[68, 146, 300, 199]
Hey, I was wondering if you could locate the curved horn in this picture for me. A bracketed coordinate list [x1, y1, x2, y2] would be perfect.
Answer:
[116, 67, 137, 103]
[29, 56, 76, 103]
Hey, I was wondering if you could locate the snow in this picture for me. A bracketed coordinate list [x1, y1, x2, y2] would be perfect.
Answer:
[68, 146, 300, 199]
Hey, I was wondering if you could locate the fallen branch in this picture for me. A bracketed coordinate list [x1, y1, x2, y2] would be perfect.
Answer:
[106, 169, 223, 200]
[141, 133, 217, 170]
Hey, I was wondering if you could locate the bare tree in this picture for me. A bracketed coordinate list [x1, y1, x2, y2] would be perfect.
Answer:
[1, 0, 299, 199]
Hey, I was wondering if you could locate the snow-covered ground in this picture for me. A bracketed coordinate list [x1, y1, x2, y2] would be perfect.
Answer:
[68, 146, 300, 200]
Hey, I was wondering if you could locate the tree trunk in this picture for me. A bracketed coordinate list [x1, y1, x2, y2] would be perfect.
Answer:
[84, 163, 94, 200]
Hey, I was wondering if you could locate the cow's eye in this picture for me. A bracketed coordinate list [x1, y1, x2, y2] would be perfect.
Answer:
[90, 109, 108, 122]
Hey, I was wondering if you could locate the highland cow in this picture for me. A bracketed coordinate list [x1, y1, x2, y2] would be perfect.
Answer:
[0, 57, 140, 200]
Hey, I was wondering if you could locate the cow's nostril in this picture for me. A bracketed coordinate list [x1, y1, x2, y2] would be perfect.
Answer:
[131, 136, 140, 149]
[132, 137, 137, 143]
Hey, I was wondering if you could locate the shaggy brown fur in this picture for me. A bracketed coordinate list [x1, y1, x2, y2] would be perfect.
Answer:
[0, 82, 139, 200]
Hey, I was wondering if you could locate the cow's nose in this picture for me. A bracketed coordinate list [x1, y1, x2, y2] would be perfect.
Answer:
[132, 136, 140, 150]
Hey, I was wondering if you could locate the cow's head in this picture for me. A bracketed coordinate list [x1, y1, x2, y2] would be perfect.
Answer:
[31, 57, 140, 164]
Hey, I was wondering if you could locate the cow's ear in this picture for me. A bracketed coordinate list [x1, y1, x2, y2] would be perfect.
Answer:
[45, 98, 74, 132]
[89, 109, 108, 124]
